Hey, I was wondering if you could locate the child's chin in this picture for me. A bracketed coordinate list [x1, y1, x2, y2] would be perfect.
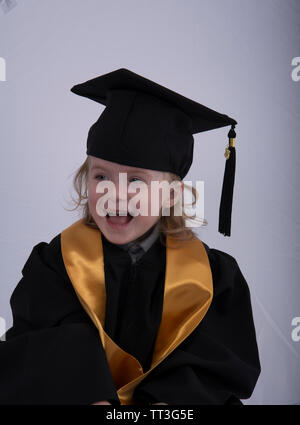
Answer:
[103, 230, 137, 246]
[98, 217, 137, 243]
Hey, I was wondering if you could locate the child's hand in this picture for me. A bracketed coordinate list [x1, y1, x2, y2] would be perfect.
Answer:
[91, 400, 112, 405]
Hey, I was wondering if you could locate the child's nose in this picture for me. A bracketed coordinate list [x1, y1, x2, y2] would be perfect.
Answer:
[114, 181, 129, 198]
[112, 182, 130, 210]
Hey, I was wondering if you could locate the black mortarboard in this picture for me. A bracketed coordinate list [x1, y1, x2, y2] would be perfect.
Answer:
[71, 68, 237, 236]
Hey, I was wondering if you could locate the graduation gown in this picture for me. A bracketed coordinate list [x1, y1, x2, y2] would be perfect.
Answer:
[0, 218, 260, 405]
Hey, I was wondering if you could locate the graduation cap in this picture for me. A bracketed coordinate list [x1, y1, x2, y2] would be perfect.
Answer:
[71, 68, 237, 236]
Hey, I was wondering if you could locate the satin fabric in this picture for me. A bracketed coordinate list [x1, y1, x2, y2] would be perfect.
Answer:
[60, 218, 213, 405]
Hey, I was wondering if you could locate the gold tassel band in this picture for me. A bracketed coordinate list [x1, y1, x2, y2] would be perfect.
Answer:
[224, 138, 236, 160]
[229, 138, 235, 148]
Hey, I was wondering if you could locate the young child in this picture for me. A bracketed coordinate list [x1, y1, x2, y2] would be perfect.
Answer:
[0, 68, 260, 405]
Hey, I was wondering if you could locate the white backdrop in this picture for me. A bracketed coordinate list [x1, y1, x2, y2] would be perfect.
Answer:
[0, 0, 299, 404]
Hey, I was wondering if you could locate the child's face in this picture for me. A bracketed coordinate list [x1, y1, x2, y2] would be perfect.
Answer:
[88, 156, 172, 245]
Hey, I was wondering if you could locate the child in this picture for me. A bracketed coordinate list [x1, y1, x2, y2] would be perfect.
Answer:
[0, 68, 260, 405]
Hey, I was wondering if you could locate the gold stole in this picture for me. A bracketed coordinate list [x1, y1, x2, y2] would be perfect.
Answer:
[60, 218, 213, 405]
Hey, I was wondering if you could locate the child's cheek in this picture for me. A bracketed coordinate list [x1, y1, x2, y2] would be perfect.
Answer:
[88, 183, 101, 216]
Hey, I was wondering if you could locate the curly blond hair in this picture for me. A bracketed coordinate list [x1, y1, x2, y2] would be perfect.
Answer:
[65, 156, 207, 246]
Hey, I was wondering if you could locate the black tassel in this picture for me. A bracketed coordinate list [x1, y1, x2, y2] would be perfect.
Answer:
[218, 125, 236, 237]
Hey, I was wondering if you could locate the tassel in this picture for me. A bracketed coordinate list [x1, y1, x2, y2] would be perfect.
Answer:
[218, 125, 236, 237]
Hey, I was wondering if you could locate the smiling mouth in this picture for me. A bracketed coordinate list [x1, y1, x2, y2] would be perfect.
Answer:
[105, 211, 134, 227]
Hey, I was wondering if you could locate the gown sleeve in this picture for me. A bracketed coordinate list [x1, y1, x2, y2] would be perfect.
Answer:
[133, 246, 261, 405]
[0, 235, 120, 405]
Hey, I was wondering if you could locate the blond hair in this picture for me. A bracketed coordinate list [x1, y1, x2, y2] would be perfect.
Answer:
[65, 156, 207, 246]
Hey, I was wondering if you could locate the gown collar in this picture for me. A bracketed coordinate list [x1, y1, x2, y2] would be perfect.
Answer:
[118, 220, 160, 253]
[102, 221, 161, 264]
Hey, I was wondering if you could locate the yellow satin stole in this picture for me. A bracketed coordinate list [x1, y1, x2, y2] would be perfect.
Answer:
[60, 218, 213, 405]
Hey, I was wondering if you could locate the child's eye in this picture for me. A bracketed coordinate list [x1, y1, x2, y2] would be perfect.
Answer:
[130, 177, 143, 183]
[95, 174, 107, 181]
[94, 175, 144, 183]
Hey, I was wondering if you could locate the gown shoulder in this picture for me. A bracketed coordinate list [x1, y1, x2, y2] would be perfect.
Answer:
[133, 240, 261, 405]
[8, 233, 89, 334]
[0, 233, 120, 405]
[202, 240, 252, 301]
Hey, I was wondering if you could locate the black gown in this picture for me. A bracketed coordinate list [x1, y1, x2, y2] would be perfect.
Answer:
[0, 230, 261, 405]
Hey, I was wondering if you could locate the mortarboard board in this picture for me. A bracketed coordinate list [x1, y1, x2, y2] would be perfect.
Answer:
[70, 68, 237, 236]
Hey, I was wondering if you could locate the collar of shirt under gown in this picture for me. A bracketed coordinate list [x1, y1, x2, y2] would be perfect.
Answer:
[116, 221, 161, 264]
